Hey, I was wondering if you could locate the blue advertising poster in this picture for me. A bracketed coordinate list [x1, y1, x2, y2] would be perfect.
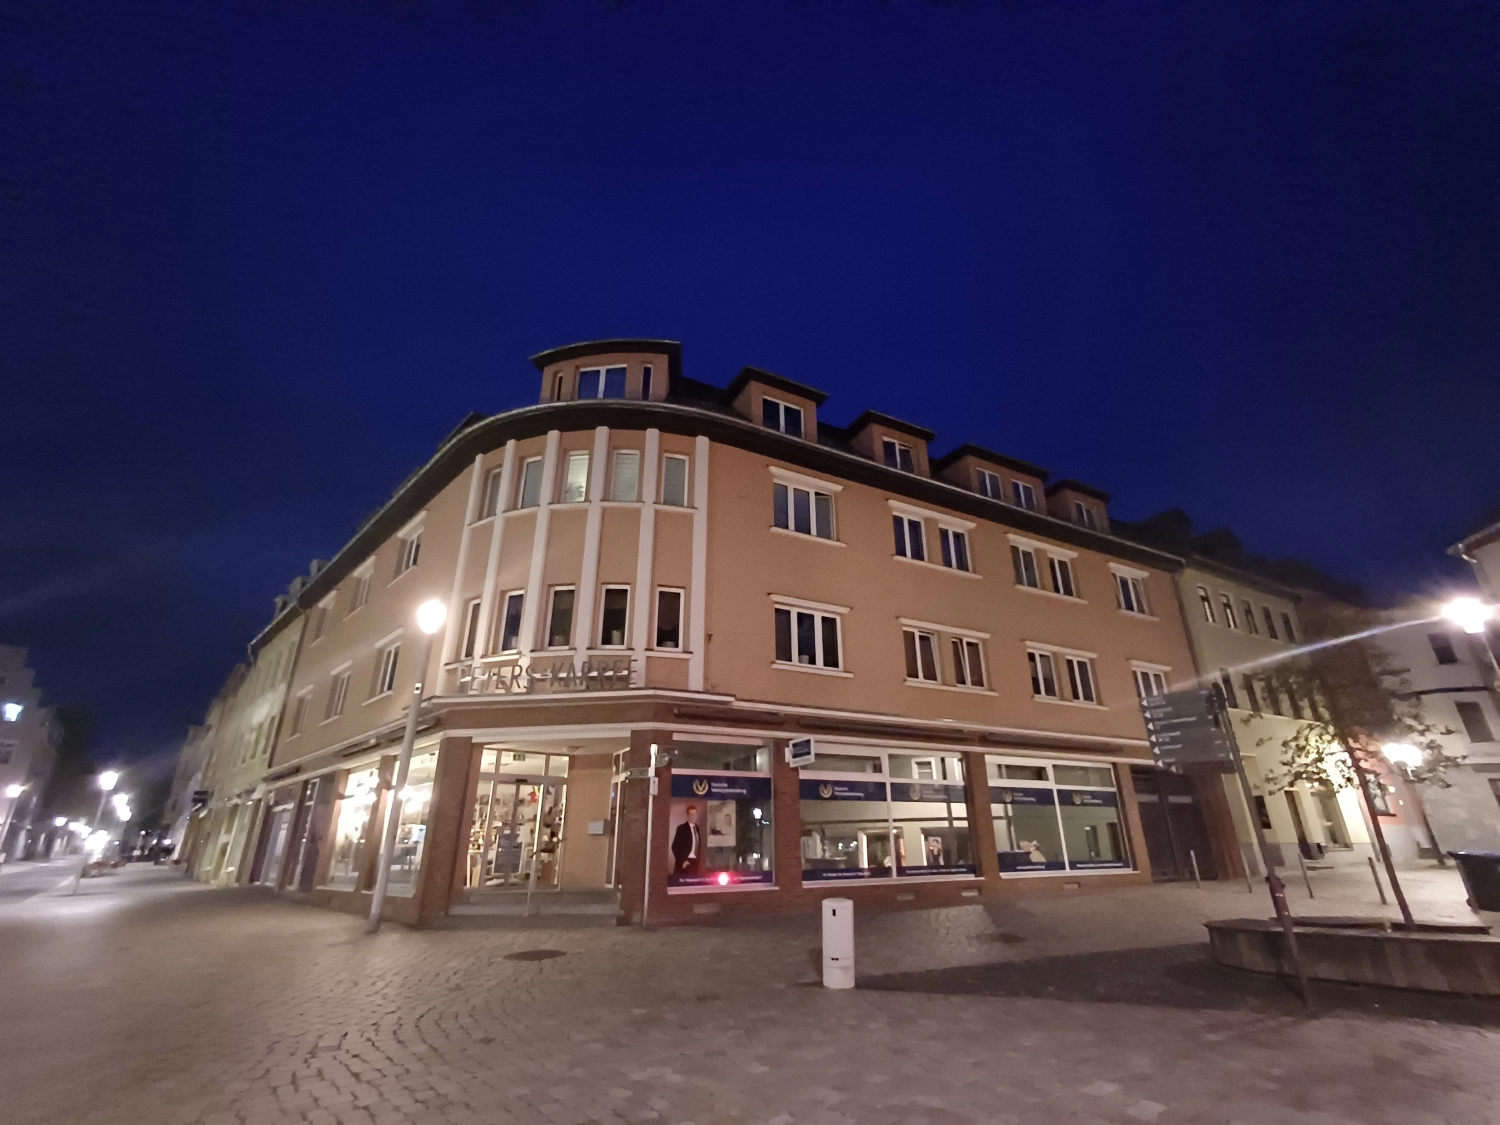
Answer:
[896, 862, 978, 878]
[889, 781, 966, 804]
[1068, 858, 1130, 870]
[988, 786, 1055, 806]
[669, 870, 776, 888]
[671, 774, 773, 800]
[799, 778, 888, 802]
[802, 866, 888, 883]
[997, 853, 1067, 872]
[1056, 789, 1118, 808]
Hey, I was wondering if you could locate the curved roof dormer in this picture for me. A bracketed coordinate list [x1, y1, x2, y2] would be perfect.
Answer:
[531, 339, 682, 404]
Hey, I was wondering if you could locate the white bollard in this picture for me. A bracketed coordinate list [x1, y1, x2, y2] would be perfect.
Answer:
[822, 897, 855, 989]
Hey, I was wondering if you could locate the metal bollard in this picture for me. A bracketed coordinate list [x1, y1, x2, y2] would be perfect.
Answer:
[1189, 849, 1202, 889]
[1297, 851, 1315, 899]
[821, 897, 855, 989]
[1367, 855, 1388, 905]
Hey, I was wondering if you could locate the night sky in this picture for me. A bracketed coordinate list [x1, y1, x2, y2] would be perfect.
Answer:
[5, 1, 1499, 767]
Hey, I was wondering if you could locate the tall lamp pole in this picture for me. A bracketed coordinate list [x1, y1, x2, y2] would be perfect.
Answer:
[70, 769, 120, 894]
[367, 599, 446, 935]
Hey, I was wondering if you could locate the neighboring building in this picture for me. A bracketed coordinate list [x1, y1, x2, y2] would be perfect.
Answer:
[1451, 515, 1500, 607]
[163, 722, 213, 861]
[238, 339, 1207, 927]
[0, 646, 59, 862]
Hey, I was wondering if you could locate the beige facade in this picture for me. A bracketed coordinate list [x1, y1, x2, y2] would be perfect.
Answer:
[196, 339, 1217, 925]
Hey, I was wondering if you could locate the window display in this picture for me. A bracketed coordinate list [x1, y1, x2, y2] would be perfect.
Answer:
[987, 756, 1130, 874]
[385, 752, 437, 896]
[666, 773, 774, 889]
[324, 766, 380, 890]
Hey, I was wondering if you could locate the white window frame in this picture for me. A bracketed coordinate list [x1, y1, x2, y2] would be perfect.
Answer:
[1130, 662, 1171, 700]
[951, 637, 986, 689]
[1197, 585, 1216, 624]
[576, 365, 627, 399]
[1048, 556, 1076, 598]
[516, 457, 544, 509]
[1027, 649, 1059, 699]
[496, 591, 525, 654]
[772, 469, 838, 540]
[660, 454, 690, 507]
[1108, 563, 1151, 616]
[460, 597, 484, 660]
[560, 450, 590, 504]
[394, 515, 425, 577]
[1011, 544, 1040, 589]
[1064, 655, 1098, 704]
[762, 396, 805, 438]
[598, 585, 631, 649]
[881, 438, 915, 473]
[893, 514, 925, 562]
[902, 627, 940, 683]
[938, 527, 971, 572]
[349, 562, 373, 615]
[654, 587, 685, 650]
[976, 468, 1002, 500]
[1073, 501, 1098, 529]
[1241, 598, 1259, 635]
[545, 587, 576, 650]
[480, 466, 505, 519]
[1026, 642, 1105, 707]
[1219, 593, 1238, 630]
[289, 688, 313, 737]
[771, 595, 849, 675]
[310, 597, 333, 642]
[325, 665, 352, 720]
[371, 638, 402, 699]
[1012, 480, 1037, 511]
[608, 449, 641, 502]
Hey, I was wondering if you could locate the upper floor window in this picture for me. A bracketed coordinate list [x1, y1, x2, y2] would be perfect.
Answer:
[1065, 656, 1097, 703]
[774, 605, 843, 670]
[1012, 545, 1040, 589]
[1073, 502, 1098, 530]
[655, 589, 683, 650]
[661, 454, 689, 507]
[551, 373, 564, 400]
[1116, 574, 1148, 615]
[1028, 650, 1059, 698]
[903, 628, 939, 682]
[325, 669, 351, 720]
[762, 397, 804, 438]
[1456, 700, 1494, 743]
[976, 469, 1003, 500]
[882, 439, 915, 473]
[599, 587, 630, 647]
[1429, 632, 1459, 665]
[498, 592, 524, 653]
[1280, 612, 1297, 644]
[1219, 594, 1238, 630]
[517, 457, 543, 509]
[577, 366, 627, 399]
[461, 598, 483, 659]
[396, 531, 421, 576]
[561, 451, 590, 503]
[641, 364, 653, 400]
[481, 467, 505, 519]
[289, 690, 312, 737]
[1049, 557, 1075, 598]
[1262, 606, 1279, 640]
[893, 516, 926, 562]
[952, 638, 986, 688]
[774, 482, 834, 539]
[546, 588, 575, 648]
[372, 643, 400, 698]
[350, 567, 372, 614]
[1242, 599, 1259, 635]
[1133, 668, 1167, 699]
[609, 450, 640, 502]
[309, 600, 331, 642]
[1012, 481, 1037, 511]
[1241, 674, 1260, 712]
[1198, 586, 1216, 624]
[938, 528, 971, 572]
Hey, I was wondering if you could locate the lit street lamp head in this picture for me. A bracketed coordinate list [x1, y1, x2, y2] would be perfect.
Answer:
[98, 770, 120, 792]
[4, 783, 23, 799]
[1382, 743, 1422, 769]
[416, 598, 447, 635]
[1441, 596, 1495, 635]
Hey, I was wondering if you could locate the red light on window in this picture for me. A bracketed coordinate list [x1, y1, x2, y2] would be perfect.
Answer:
[716, 872, 731, 886]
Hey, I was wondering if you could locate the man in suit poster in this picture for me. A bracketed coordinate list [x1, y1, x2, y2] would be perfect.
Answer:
[671, 803, 702, 877]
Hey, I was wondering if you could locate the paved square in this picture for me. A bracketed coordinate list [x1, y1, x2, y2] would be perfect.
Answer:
[2, 862, 1497, 1125]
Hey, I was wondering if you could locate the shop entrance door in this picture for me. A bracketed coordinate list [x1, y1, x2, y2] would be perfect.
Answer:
[1130, 766, 1218, 882]
[258, 807, 293, 888]
[468, 773, 568, 891]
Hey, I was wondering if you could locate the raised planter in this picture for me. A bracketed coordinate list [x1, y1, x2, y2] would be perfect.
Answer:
[1206, 917, 1500, 996]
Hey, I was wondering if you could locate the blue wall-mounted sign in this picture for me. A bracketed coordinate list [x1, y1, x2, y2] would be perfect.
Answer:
[1057, 789, 1118, 808]
[799, 779, 888, 802]
[997, 852, 1067, 872]
[1068, 858, 1130, 870]
[891, 781, 966, 804]
[801, 866, 889, 882]
[671, 774, 773, 800]
[989, 786, 1055, 806]
[896, 862, 977, 878]
[668, 870, 776, 888]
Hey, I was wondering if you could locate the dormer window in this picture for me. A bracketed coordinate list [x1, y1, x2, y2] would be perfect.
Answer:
[882, 439, 915, 473]
[976, 469, 1002, 499]
[1012, 480, 1037, 511]
[762, 397, 804, 438]
[577, 366, 627, 399]
[1073, 502, 1098, 530]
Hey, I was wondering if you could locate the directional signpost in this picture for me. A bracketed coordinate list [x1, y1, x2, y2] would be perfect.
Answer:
[1140, 687, 1312, 1009]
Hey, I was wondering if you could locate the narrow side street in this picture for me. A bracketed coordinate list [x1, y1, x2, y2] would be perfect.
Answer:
[2, 861, 1497, 1125]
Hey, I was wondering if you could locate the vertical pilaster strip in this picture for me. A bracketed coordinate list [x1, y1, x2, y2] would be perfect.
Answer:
[688, 434, 710, 691]
[518, 430, 561, 656]
[476, 441, 516, 654]
[573, 426, 611, 652]
[440, 455, 486, 669]
[630, 429, 661, 680]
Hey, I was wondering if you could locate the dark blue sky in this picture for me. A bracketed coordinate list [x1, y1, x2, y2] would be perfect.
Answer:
[5, 1, 1499, 764]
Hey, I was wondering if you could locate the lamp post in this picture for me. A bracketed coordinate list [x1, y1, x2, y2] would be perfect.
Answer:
[70, 769, 119, 894]
[0, 783, 25, 863]
[367, 599, 446, 934]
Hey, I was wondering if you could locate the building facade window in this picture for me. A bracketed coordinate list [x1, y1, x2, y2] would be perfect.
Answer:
[976, 469, 1002, 499]
[1012, 480, 1037, 510]
[546, 588, 575, 648]
[1064, 656, 1097, 703]
[893, 516, 925, 561]
[774, 605, 842, 670]
[385, 751, 438, 897]
[773, 482, 834, 539]
[461, 598, 483, 659]
[1028, 650, 1058, 698]
[667, 740, 775, 891]
[498, 593, 524, 653]
[351, 569, 372, 613]
[799, 749, 972, 882]
[608, 450, 640, 502]
[938, 527, 971, 572]
[1073, 501, 1098, 529]
[762, 397, 804, 438]
[881, 438, 916, 472]
[1262, 606, 1279, 639]
[903, 628, 939, 682]
[396, 531, 421, 576]
[373, 643, 400, 697]
[1456, 700, 1495, 743]
[309, 602, 330, 642]
[1220, 594, 1238, 630]
[325, 669, 351, 720]
[1242, 598, 1259, 634]
[1281, 612, 1297, 643]
[1133, 668, 1167, 699]
[517, 458, 543, 509]
[1049, 557, 1075, 597]
[577, 366, 627, 399]
[661, 454, 689, 506]
[988, 757, 1128, 873]
[324, 766, 379, 890]
[655, 588, 683, 649]
[598, 587, 630, 647]
[1241, 674, 1260, 712]
[561, 451, 590, 503]
[1114, 573, 1147, 614]
[289, 690, 312, 736]
[1012, 545, 1040, 589]
[640, 364, 653, 400]
[1197, 586, 1216, 624]
[951, 638, 986, 688]
[481, 467, 505, 518]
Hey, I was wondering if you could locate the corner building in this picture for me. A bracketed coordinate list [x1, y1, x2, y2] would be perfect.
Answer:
[256, 340, 1200, 925]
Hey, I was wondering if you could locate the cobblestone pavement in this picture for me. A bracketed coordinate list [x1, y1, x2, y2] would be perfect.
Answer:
[2, 862, 1498, 1125]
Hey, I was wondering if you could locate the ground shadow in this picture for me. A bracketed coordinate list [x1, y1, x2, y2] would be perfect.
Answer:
[860, 942, 1500, 1027]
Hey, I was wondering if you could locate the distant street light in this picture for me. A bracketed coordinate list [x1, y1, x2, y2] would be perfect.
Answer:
[71, 769, 122, 895]
[0, 782, 27, 864]
[367, 599, 446, 934]
[1382, 743, 1446, 868]
[1, 702, 22, 722]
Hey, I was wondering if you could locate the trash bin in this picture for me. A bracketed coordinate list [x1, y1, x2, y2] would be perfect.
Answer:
[1448, 851, 1500, 912]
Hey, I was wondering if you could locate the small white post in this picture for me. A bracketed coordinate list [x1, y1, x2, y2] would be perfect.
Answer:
[822, 897, 855, 989]
[1189, 848, 1202, 889]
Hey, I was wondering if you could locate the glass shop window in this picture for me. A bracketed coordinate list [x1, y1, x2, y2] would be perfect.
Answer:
[385, 752, 438, 896]
[799, 773, 892, 883]
[670, 740, 771, 773]
[666, 770, 774, 891]
[888, 753, 973, 876]
[324, 766, 380, 890]
[1056, 785, 1127, 870]
[986, 756, 1129, 874]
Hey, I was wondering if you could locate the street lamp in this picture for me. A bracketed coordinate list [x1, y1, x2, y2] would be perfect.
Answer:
[1382, 743, 1446, 868]
[367, 598, 446, 934]
[71, 769, 121, 895]
[1441, 597, 1495, 635]
[0, 783, 26, 864]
